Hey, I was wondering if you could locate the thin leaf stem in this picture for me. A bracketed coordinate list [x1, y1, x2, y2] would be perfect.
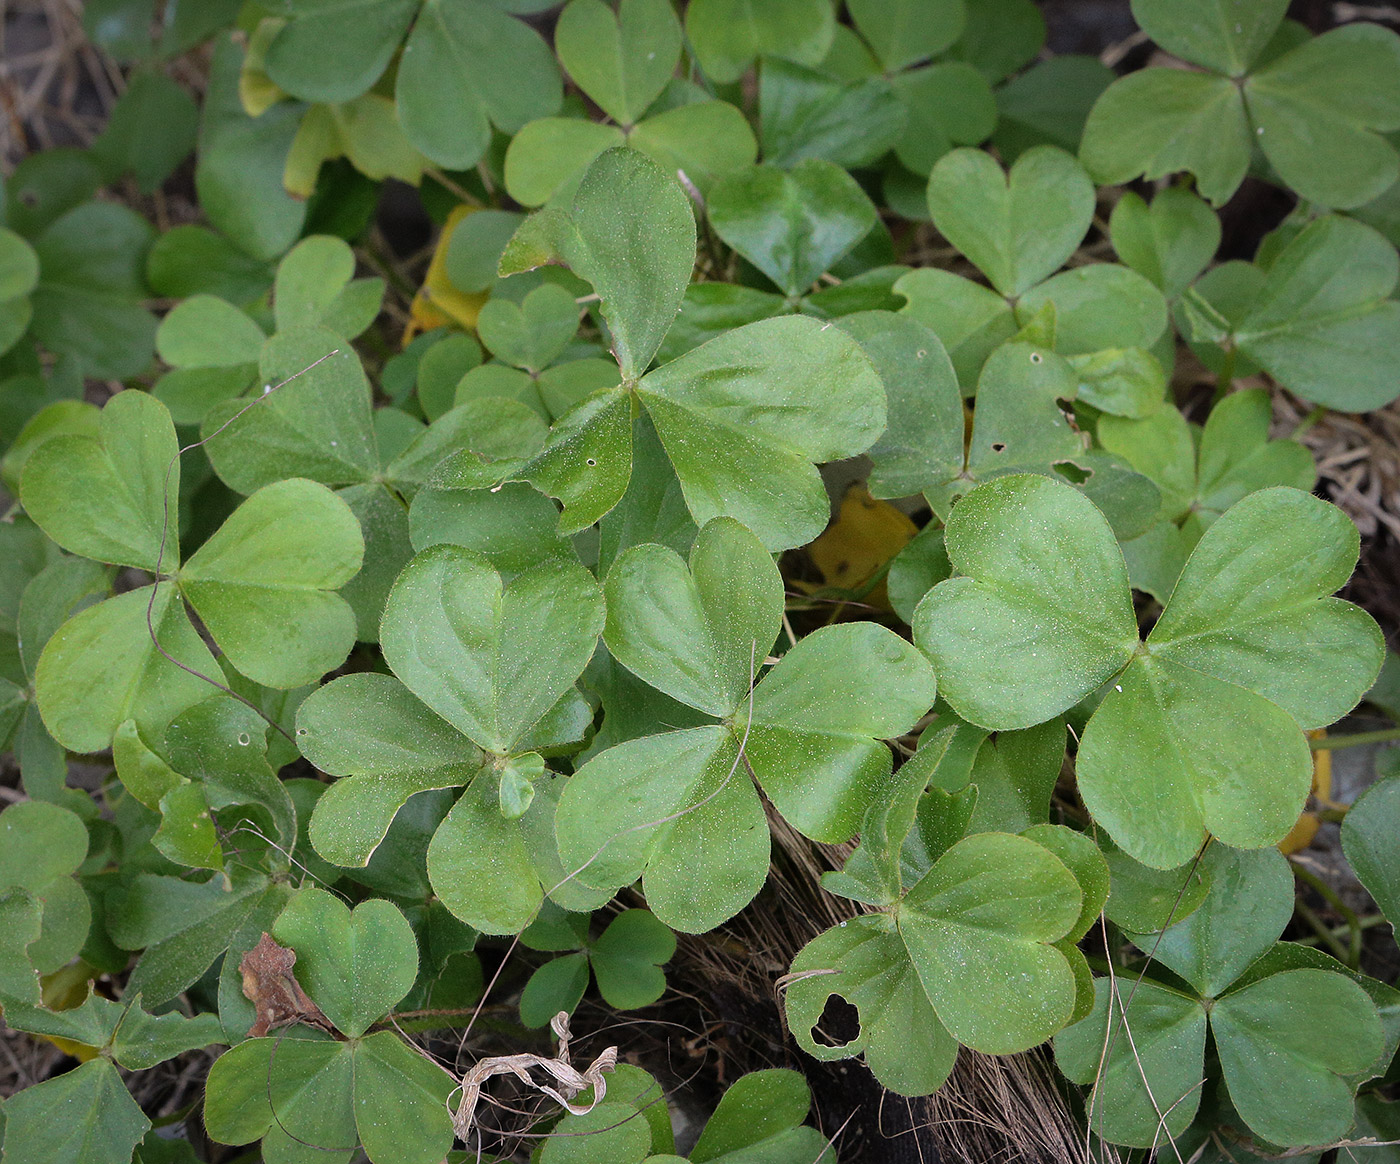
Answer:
[1290, 404, 1327, 440]
[1292, 896, 1352, 965]
[1211, 345, 1237, 405]
[1291, 861, 1363, 969]
[1311, 727, 1400, 750]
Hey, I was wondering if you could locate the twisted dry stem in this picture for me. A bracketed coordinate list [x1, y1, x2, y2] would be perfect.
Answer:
[449, 1011, 618, 1142]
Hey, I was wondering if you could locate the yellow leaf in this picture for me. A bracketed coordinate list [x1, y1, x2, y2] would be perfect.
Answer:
[1278, 812, 1320, 856]
[238, 19, 289, 118]
[284, 94, 428, 199]
[36, 961, 101, 1062]
[408, 204, 490, 338]
[804, 485, 917, 610]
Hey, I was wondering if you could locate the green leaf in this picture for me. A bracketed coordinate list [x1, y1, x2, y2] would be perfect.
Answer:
[1022, 824, 1109, 942]
[1244, 24, 1400, 209]
[395, 398, 548, 491]
[0, 227, 40, 301]
[505, 148, 695, 381]
[629, 100, 758, 195]
[1342, 773, 1400, 933]
[202, 327, 378, 494]
[0, 888, 43, 1004]
[658, 283, 784, 364]
[0, 1058, 150, 1164]
[1016, 264, 1167, 355]
[272, 887, 417, 1037]
[603, 516, 782, 718]
[1130, 0, 1287, 76]
[541, 1101, 653, 1164]
[637, 314, 886, 551]
[1145, 846, 1295, 997]
[743, 622, 938, 842]
[397, 0, 562, 170]
[683, 0, 835, 85]
[555, 725, 768, 932]
[119, 873, 282, 1006]
[591, 909, 675, 1010]
[156, 294, 265, 371]
[91, 70, 199, 193]
[153, 780, 223, 870]
[351, 1031, 456, 1164]
[163, 694, 298, 853]
[1109, 187, 1221, 300]
[299, 672, 484, 866]
[708, 159, 878, 297]
[894, 267, 1016, 388]
[273, 235, 384, 340]
[891, 62, 998, 176]
[947, 0, 1044, 84]
[4, 148, 102, 239]
[897, 831, 1081, 1053]
[1213, 969, 1383, 1146]
[1080, 68, 1249, 207]
[20, 389, 178, 572]
[848, 0, 964, 71]
[1066, 348, 1165, 418]
[524, 387, 635, 533]
[691, 1069, 812, 1162]
[380, 545, 604, 755]
[556, 0, 682, 127]
[178, 479, 362, 688]
[520, 949, 590, 1027]
[0, 798, 89, 892]
[1101, 843, 1211, 933]
[1098, 388, 1314, 538]
[444, 209, 526, 293]
[1077, 653, 1311, 869]
[145, 224, 275, 304]
[503, 118, 626, 208]
[426, 772, 545, 933]
[29, 201, 157, 379]
[925, 145, 1095, 297]
[336, 482, 414, 641]
[784, 913, 959, 1096]
[3, 991, 224, 1068]
[1054, 976, 1208, 1148]
[204, 1036, 356, 1161]
[265, 0, 418, 104]
[196, 37, 306, 261]
[845, 312, 962, 502]
[1229, 215, 1400, 412]
[757, 58, 906, 170]
[477, 283, 581, 372]
[410, 482, 574, 573]
[913, 474, 1138, 730]
[1147, 487, 1383, 729]
[34, 582, 220, 753]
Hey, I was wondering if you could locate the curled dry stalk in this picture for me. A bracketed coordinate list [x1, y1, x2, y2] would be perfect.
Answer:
[448, 1011, 618, 1145]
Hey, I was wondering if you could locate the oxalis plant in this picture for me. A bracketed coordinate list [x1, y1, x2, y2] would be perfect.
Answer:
[2, 0, 1400, 1161]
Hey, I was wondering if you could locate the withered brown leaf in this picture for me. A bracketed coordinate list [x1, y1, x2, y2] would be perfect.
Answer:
[239, 932, 337, 1039]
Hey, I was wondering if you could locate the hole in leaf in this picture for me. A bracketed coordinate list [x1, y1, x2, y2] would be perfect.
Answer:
[811, 994, 861, 1049]
[990, 442, 1007, 453]
[1030, 352, 1043, 364]
[586, 458, 597, 467]
[1052, 460, 1092, 484]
